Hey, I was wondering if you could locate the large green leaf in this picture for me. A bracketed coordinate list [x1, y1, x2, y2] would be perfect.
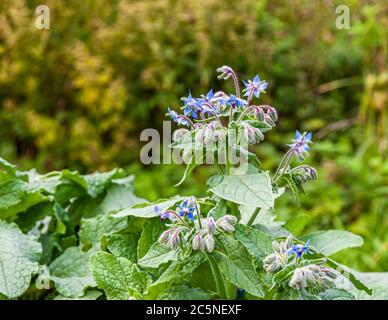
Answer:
[90, 252, 151, 299]
[0, 180, 49, 219]
[112, 196, 184, 218]
[146, 254, 204, 299]
[301, 230, 364, 256]
[54, 290, 102, 300]
[99, 184, 144, 214]
[208, 172, 274, 208]
[138, 243, 176, 269]
[158, 285, 214, 300]
[49, 246, 96, 297]
[107, 233, 139, 263]
[137, 218, 166, 260]
[234, 224, 273, 258]
[215, 235, 265, 298]
[0, 221, 42, 298]
[79, 214, 127, 248]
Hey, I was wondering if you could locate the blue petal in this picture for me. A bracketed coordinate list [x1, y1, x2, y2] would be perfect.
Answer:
[295, 130, 302, 140]
[305, 132, 312, 141]
[253, 74, 260, 83]
[207, 89, 214, 99]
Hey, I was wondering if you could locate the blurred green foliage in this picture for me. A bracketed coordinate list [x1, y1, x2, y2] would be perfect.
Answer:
[0, 0, 387, 271]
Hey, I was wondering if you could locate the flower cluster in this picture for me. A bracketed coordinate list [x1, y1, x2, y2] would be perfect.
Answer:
[155, 197, 237, 253]
[166, 66, 278, 150]
[263, 237, 337, 294]
[289, 264, 337, 292]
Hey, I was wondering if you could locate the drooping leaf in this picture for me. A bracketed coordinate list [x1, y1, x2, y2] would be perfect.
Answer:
[112, 196, 185, 218]
[208, 172, 274, 208]
[301, 230, 364, 256]
[0, 180, 49, 219]
[215, 235, 265, 298]
[137, 218, 166, 260]
[49, 246, 96, 297]
[0, 221, 42, 298]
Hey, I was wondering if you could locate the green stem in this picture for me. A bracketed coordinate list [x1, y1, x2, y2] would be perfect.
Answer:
[247, 207, 260, 226]
[205, 253, 227, 300]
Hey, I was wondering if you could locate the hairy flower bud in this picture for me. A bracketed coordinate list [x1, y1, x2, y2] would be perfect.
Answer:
[264, 114, 276, 127]
[206, 217, 216, 234]
[289, 264, 337, 292]
[254, 108, 265, 122]
[168, 229, 182, 249]
[263, 253, 287, 273]
[158, 229, 172, 245]
[268, 107, 278, 122]
[204, 234, 215, 253]
[172, 128, 190, 141]
[216, 215, 237, 232]
[192, 233, 203, 250]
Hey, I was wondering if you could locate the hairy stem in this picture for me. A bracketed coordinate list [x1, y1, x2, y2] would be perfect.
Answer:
[247, 207, 260, 226]
[205, 253, 227, 300]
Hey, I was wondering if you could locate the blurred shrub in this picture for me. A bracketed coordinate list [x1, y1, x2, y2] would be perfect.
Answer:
[0, 0, 386, 172]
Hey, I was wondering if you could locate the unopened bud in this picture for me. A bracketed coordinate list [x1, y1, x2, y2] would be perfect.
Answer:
[192, 233, 203, 250]
[216, 215, 237, 232]
[173, 128, 190, 141]
[204, 234, 215, 253]
[206, 217, 216, 234]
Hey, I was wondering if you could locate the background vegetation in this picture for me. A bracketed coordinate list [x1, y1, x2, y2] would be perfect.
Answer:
[0, 0, 387, 271]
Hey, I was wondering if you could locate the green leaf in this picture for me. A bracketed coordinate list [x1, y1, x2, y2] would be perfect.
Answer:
[301, 230, 364, 256]
[54, 290, 102, 300]
[234, 223, 273, 258]
[0, 157, 17, 176]
[107, 233, 139, 263]
[208, 172, 274, 208]
[215, 235, 265, 298]
[83, 169, 127, 198]
[112, 196, 184, 218]
[138, 243, 176, 269]
[284, 213, 310, 236]
[0, 221, 42, 298]
[49, 246, 96, 297]
[146, 254, 204, 299]
[0, 180, 49, 219]
[137, 218, 166, 260]
[239, 206, 288, 237]
[320, 288, 355, 300]
[158, 285, 214, 300]
[79, 214, 127, 248]
[90, 251, 151, 299]
[99, 183, 144, 214]
[175, 152, 203, 187]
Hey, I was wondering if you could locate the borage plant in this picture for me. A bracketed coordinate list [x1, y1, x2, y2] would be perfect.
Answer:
[0, 66, 385, 300]
[88, 66, 376, 300]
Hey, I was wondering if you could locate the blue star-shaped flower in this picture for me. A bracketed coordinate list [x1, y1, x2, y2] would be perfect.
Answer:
[176, 199, 195, 222]
[288, 240, 312, 258]
[166, 107, 188, 127]
[243, 74, 268, 98]
[287, 131, 313, 161]
[181, 91, 201, 119]
[225, 94, 247, 108]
